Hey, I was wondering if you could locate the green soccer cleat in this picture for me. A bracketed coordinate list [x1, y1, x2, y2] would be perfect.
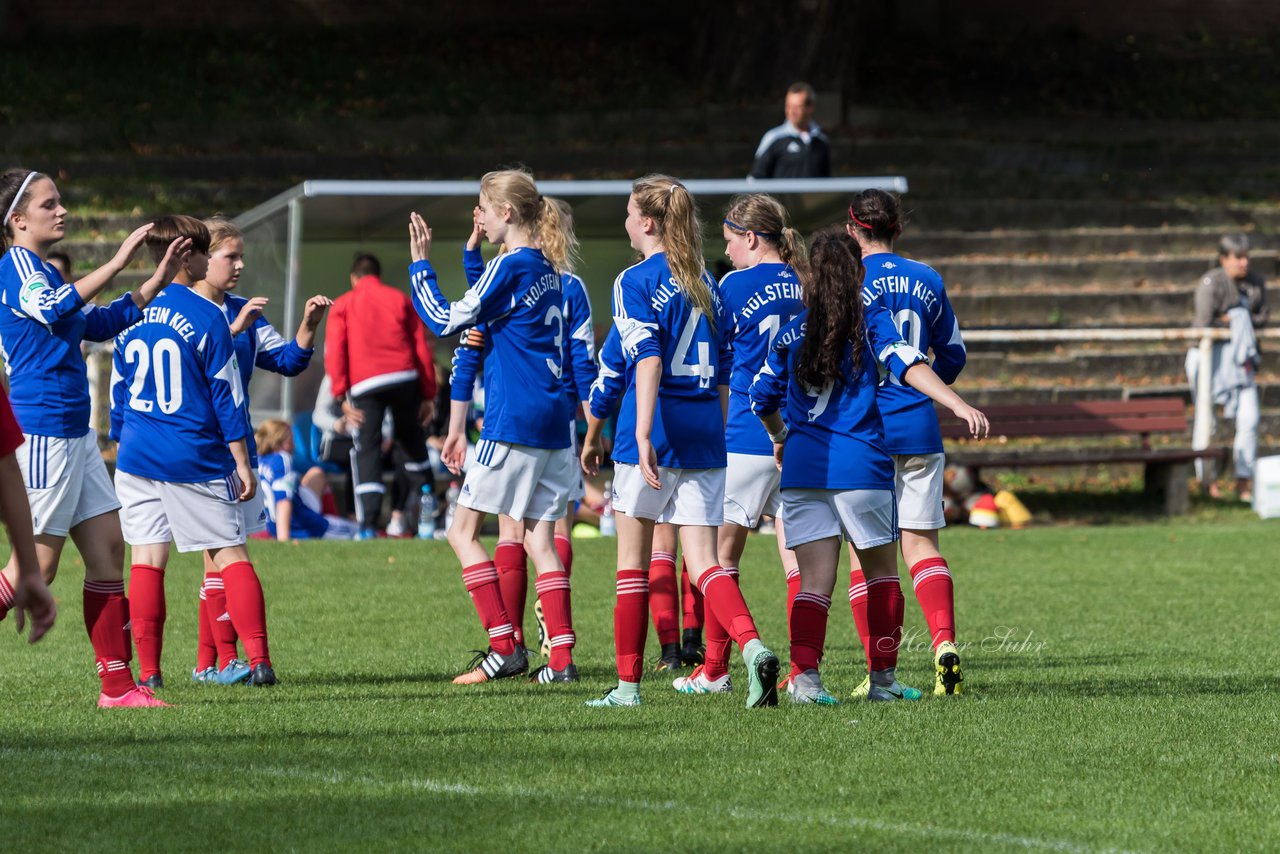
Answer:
[934, 641, 965, 696]
[585, 686, 641, 707]
[788, 670, 841, 706]
[867, 668, 924, 702]
[743, 642, 780, 708]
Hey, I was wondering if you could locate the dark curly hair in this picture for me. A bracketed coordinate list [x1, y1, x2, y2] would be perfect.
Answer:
[795, 227, 865, 393]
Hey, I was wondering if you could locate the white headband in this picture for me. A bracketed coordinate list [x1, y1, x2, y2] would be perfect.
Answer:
[2, 172, 39, 228]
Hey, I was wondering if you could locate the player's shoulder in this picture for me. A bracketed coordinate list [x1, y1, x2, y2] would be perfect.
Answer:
[0, 246, 45, 287]
[774, 311, 808, 350]
[755, 121, 794, 155]
[614, 254, 659, 288]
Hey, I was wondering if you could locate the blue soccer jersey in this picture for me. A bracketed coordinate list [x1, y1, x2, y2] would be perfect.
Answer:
[611, 252, 731, 469]
[460, 246, 597, 409]
[221, 293, 313, 464]
[749, 301, 927, 491]
[412, 247, 571, 449]
[861, 252, 966, 455]
[719, 262, 804, 455]
[110, 284, 249, 483]
[260, 450, 329, 539]
[0, 246, 143, 437]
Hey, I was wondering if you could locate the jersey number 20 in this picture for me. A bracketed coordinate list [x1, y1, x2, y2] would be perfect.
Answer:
[124, 339, 183, 414]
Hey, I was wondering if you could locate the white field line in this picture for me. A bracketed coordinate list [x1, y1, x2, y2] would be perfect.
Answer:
[0, 746, 1137, 853]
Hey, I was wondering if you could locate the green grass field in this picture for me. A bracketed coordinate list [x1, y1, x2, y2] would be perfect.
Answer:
[1, 519, 1278, 852]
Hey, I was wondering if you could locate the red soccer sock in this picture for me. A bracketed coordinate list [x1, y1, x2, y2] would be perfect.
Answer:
[320, 489, 338, 517]
[0, 571, 14, 622]
[534, 571, 574, 669]
[910, 557, 956, 647]
[680, 558, 703, 631]
[221, 561, 272, 668]
[648, 550, 680, 646]
[701, 565, 737, 679]
[698, 565, 760, 652]
[866, 575, 905, 672]
[195, 582, 217, 672]
[790, 591, 832, 673]
[461, 561, 516, 656]
[554, 534, 573, 577]
[128, 564, 166, 681]
[493, 541, 528, 646]
[203, 573, 241, 668]
[848, 569, 870, 667]
[614, 568, 648, 683]
[784, 566, 801, 633]
[84, 580, 136, 697]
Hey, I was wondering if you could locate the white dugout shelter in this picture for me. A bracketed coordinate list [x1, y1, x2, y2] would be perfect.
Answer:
[232, 177, 909, 422]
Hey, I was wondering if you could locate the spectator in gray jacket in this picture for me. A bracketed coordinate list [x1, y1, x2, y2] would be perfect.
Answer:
[1190, 233, 1268, 500]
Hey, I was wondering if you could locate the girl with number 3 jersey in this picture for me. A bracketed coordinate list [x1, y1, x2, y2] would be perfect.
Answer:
[409, 169, 580, 686]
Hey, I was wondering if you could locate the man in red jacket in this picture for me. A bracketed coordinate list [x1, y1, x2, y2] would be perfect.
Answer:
[325, 254, 438, 538]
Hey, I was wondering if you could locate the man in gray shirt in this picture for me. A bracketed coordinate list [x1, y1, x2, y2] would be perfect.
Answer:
[1190, 233, 1268, 500]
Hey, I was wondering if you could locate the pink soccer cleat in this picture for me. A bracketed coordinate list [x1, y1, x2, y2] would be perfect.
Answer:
[97, 685, 172, 708]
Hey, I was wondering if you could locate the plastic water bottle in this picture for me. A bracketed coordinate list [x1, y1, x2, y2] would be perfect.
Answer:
[417, 485, 437, 540]
[444, 481, 461, 532]
[599, 479, 616, 537]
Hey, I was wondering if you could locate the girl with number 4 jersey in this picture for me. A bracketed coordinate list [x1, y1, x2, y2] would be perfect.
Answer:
[581, 175, 780, 709]
[409, 169, 579, 686]
[748, 228, 987, 705]
[0, 168, 190, 708]
[845, 189, 970, 699]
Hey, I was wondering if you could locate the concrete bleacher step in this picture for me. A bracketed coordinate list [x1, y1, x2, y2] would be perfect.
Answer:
[898, 226, 1275, 260]
[950, 287, 1192, 327]
[904, 199, 1280, 232]
[934, 252, 1277, 289]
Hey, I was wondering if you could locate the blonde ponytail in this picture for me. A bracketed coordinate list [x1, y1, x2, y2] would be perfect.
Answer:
[632, 174, 714, 329]
[537, 196, 580, 275]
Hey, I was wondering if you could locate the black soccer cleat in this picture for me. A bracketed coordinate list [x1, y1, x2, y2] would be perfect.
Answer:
[529, 662, 579, 684]
[247, 663, 279, 687]
[680, 629, 705, 666]
[453, 646, 528, 684]
[138, 673, 164, 690]
[655, 642, 684, 671]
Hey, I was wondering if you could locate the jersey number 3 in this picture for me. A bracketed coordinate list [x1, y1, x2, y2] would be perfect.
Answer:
[124, 339, 184, 414]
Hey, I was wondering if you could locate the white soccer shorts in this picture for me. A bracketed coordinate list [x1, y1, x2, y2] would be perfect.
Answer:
[612, 463, 725, 527]
[457, 440, 575, 522]
[782, 487, 899, 550]
[18, 431, 121, 536]
[723, 452, 782, 528]
[115, 470, 248, 553]
[241, 488, 269, 535]
[894, 452, 946, 530]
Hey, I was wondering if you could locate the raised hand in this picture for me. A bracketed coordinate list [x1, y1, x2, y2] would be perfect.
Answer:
[409, 212, 433, 262]
[301, 295, 333, 331]
[466, 206, 485, 251]
[110, 223, 156, 271]
[231, 296, 269, 335]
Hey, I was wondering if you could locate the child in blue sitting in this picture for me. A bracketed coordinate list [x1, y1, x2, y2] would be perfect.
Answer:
[256, 419, 358, 541]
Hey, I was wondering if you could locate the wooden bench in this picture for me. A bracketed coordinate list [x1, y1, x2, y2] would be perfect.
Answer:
[936, 397, 1227, 515]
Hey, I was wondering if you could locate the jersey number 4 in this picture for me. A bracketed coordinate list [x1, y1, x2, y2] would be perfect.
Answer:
[671, 309, 715, 389]
[124, 339, 184, 414]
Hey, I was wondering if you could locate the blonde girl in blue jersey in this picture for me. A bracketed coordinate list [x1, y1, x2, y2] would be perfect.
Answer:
[583, 174, 779, 708]
[749, 229, 987, 704]
[410, 168, 580, 685]
[0, 168, 189, 707]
